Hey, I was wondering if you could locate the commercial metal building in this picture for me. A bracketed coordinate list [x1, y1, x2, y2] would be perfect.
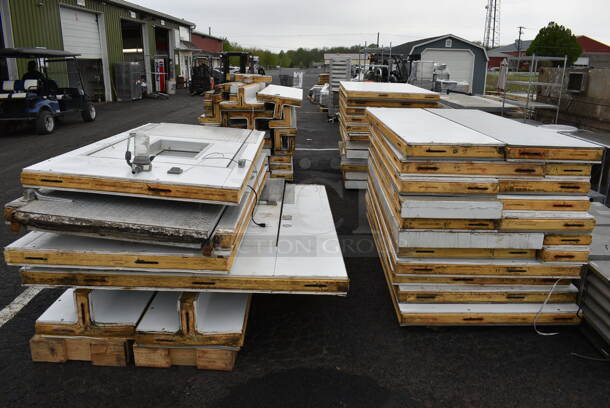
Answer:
[0, 0, 195, 101]
[392, 34, 489, 94]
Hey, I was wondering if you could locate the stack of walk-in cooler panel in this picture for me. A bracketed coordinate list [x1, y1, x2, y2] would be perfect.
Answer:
[199, 74, 302, 180]
[580, 261, 610, 356]
[579, 201, 610, 356]
[365, 108, 604, 325]
[338, 82, 440, 189]
[3, 123, 348, 369]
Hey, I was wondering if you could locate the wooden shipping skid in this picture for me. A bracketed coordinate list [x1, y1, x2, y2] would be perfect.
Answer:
[5, 153, 268, 250]
[20, 185, 350, 295]
[30, 289, 154, 366]
[20, 123, 266, 205]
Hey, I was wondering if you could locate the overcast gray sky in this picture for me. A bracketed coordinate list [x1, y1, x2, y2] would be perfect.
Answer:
[138, 0, 609, 50]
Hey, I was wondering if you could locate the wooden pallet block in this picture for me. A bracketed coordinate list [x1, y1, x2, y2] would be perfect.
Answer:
[133, 345, 238, 371]
[30, 335, 132, 366]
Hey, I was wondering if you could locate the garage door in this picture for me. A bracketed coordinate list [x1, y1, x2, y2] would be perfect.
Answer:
[60, 7, 102, 58]
[421, 48, 474, 92]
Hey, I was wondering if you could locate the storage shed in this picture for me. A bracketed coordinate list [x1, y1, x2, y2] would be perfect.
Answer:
[392, 34, 489, 94]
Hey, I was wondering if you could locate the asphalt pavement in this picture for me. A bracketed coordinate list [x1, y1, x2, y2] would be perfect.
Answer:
[0, 69, 608, 408]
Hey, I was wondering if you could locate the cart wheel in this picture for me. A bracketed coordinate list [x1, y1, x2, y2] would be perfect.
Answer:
[81, 103, 96, 122]
[36, 111, 55, 134]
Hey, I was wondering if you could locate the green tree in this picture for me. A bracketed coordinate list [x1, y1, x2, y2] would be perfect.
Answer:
[527, 22, 582, 65]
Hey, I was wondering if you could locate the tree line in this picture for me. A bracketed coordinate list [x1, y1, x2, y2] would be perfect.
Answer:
[223, 41, 368, 68]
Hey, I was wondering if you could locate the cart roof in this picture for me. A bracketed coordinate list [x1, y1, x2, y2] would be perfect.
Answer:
[0, 48, 80, 58]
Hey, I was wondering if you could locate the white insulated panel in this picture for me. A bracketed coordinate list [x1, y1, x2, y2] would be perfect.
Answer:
[22, 123, 265, 203]
[195, 292, 249, 334]
[136, 292, 181, 334]
[257, 84, 303, 104]
[401, 196, 503, 219]
[89, 290, 154, 325]
[340, 81, 439, 97]
[36, 289, 78, 325]
[6, 231, 233, 274]
[344, 180, 367, 190]
[366, 108, 503, 146]
[428, 109, 602, 149]
[397, 283, 578, 293]
[397, 231, 544, 249]
[398, 303, 579, 314]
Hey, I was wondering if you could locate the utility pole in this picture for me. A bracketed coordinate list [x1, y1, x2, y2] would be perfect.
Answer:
[377, 32, 380, 48]
[516, 26, 525, 71]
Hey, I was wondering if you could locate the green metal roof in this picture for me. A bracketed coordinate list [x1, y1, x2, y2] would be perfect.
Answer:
[108, 0, 195, 27]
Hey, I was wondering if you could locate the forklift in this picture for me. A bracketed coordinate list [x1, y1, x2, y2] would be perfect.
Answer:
[220, 52, 265, 83]
[190, 52, 264, 95]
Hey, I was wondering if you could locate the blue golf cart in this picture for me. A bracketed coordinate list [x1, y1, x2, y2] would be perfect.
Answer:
[0, 48, 96, 134]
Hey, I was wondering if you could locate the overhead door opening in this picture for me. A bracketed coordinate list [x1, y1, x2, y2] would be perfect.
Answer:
[153, 26, 170, 92]
[60, 7, 107, 101]
[121, 20, 144, 64]
[421, 48, 474, 93]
